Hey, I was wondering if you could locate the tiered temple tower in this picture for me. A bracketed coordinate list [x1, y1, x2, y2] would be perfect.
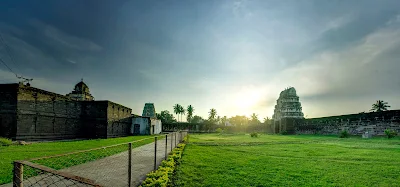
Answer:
[66, 79, 94, 101]
[142, 103, 156, 118]
[272, 87, 304, 133]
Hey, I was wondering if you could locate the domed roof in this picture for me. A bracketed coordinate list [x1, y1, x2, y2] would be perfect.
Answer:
[73, 79, 90, 93]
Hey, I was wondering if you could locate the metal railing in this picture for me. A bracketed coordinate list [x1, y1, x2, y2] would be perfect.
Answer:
[12, 131, 188, 187]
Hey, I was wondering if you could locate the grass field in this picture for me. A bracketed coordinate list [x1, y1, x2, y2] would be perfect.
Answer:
[0, 135, 155, 185]
[174, 134, 400, 186]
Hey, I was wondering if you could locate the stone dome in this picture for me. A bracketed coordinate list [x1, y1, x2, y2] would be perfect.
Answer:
[74, 80, 90, 94]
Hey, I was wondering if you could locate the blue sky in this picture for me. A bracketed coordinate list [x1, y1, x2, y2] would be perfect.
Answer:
[1, 0, 400, 119]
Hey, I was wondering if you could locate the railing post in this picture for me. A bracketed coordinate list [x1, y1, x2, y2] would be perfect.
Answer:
[175, 132, 177, 147]
[128, 143, 132, 187]
[165, 134, 168, 160]
[13, 161, 23, 187]
[154, 137, 157, 171]
[170, 133, 173, 151]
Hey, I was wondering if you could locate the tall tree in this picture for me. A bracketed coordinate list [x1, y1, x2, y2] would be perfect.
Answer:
[191, 115, 204, 123]
[370, 100, 390, 112]
[173, 104, 181, 122]
[221, 116, 228, 126]
[208, 108, 217, 122]
[187, 105, 194, 123]
[156, 110, 176, 123]
[250, 113, 260, 125]
[263, 117, 270, 124]
[179, 105, 185, 122]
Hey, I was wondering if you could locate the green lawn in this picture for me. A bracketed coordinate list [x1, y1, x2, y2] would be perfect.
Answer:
[0, 135, 156, 185]
[175, 134, 400, 187]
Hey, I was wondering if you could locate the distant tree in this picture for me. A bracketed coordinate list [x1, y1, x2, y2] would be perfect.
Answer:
[263, 117, 269, 123]
[370, 100, 390, 112]
[173, 104, 182, 122]
[221, 116, 228, 126]
[187, 105, 194, 123]
[217, 116, 221, 125]
[208, 108, 217, 122]
[179, 105, 185, 122]
[156, 110, 176, 123]
[250, 113, 259, 121]
[191, 115, 204, 123]
[228, 115, 249, 126]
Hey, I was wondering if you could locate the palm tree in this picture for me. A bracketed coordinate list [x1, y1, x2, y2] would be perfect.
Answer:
[263, 117, 270, 124]
[221, 116, 228, 126]
[179, 105, 185, 122]
[173, 104, 181, 122]
[209, 108, 217, 121]
[187, 105, 194, 123]
[250, 113, 258, 121]
[370, 100, 390, 112]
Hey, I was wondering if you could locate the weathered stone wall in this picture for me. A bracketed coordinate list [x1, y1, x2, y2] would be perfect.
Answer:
[81, 101, 108, 138]
[295, 110, 400, 135]
[106, 101, 132, 138]
[0, 83, 134, 140]
[15, 84, 83, 140]
[0, 84, 18, 138]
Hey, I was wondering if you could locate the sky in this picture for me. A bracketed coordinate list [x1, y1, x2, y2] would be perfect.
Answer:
[1, 0, 400, 120]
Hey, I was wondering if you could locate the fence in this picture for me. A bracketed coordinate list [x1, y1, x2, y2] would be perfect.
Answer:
[12, 131, 188, 187]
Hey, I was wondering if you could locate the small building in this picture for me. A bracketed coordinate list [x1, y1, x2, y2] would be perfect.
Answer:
[131, 115, 150, 135]
[130, 103, 162, 135]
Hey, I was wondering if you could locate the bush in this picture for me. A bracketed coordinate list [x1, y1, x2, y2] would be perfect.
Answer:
[215, 128, 223, 134]
[0, 137, 12, 146]
[250, 132, 258, 138]
[280, 131, 288, 135]
[384, 129, 397, 139]
[339, 130, 349, 138]
[140, 142, 186, 187]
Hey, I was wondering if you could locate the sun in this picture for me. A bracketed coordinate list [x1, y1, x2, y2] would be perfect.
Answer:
[233, 90, 261, 111]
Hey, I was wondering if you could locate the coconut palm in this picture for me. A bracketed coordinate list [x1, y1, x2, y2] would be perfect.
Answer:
[179, 105, 185, 122]
[221, 116, 228, 126]
[187, 105, 194, 123]
[250, 113, 258, 121]
[173, 104, 181, 122]
[209, 108, 217, 121]
[370, 100, 390, 112]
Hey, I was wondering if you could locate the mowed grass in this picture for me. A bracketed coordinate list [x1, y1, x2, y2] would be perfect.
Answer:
[175, 134, 400, 186]
[0, 135, 155, 184]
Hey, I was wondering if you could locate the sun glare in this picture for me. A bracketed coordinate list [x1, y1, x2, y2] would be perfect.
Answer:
[233, 89, 262, 113]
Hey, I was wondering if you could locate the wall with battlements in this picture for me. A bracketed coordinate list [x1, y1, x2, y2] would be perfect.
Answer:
[295, 110, 400, 135]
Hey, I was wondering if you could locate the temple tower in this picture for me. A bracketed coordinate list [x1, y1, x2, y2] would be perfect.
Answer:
[272, 87, 304, 133]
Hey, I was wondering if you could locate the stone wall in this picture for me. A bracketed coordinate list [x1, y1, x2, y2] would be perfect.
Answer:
[106, 101, 132, 138]
[295, 110, 400, 135]
[0, 84, 18, 138]
[15, 84, 83, 140]
[0, 83, 134, 140]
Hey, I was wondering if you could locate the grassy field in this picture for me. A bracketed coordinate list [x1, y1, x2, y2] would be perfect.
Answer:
[175, 134, 400, 186]
[0, 135, 156, 185]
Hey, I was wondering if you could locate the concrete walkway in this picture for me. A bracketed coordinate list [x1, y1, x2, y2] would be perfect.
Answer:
[1, 134, 181, 187]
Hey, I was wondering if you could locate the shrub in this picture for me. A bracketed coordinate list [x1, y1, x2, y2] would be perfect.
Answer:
[0, 137, 12, 146]
[280, 131, 288, 135]
[384, 129, 397, 139]
[215, 128, 223, 134]
[140, 143, 186, 187]
[250, 132, 258, 138]
[339, 130, 349, 138]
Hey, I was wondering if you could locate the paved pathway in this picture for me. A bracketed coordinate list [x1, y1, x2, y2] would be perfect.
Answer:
[1, 134, 181, 187]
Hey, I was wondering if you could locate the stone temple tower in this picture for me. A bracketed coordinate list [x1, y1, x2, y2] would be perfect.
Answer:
[272, 87, 304, 133]
[142, 103, 156, 118]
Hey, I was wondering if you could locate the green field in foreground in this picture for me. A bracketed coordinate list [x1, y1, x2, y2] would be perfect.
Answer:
[0, 135, 155, 184]
[175, 134, 400, 186]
